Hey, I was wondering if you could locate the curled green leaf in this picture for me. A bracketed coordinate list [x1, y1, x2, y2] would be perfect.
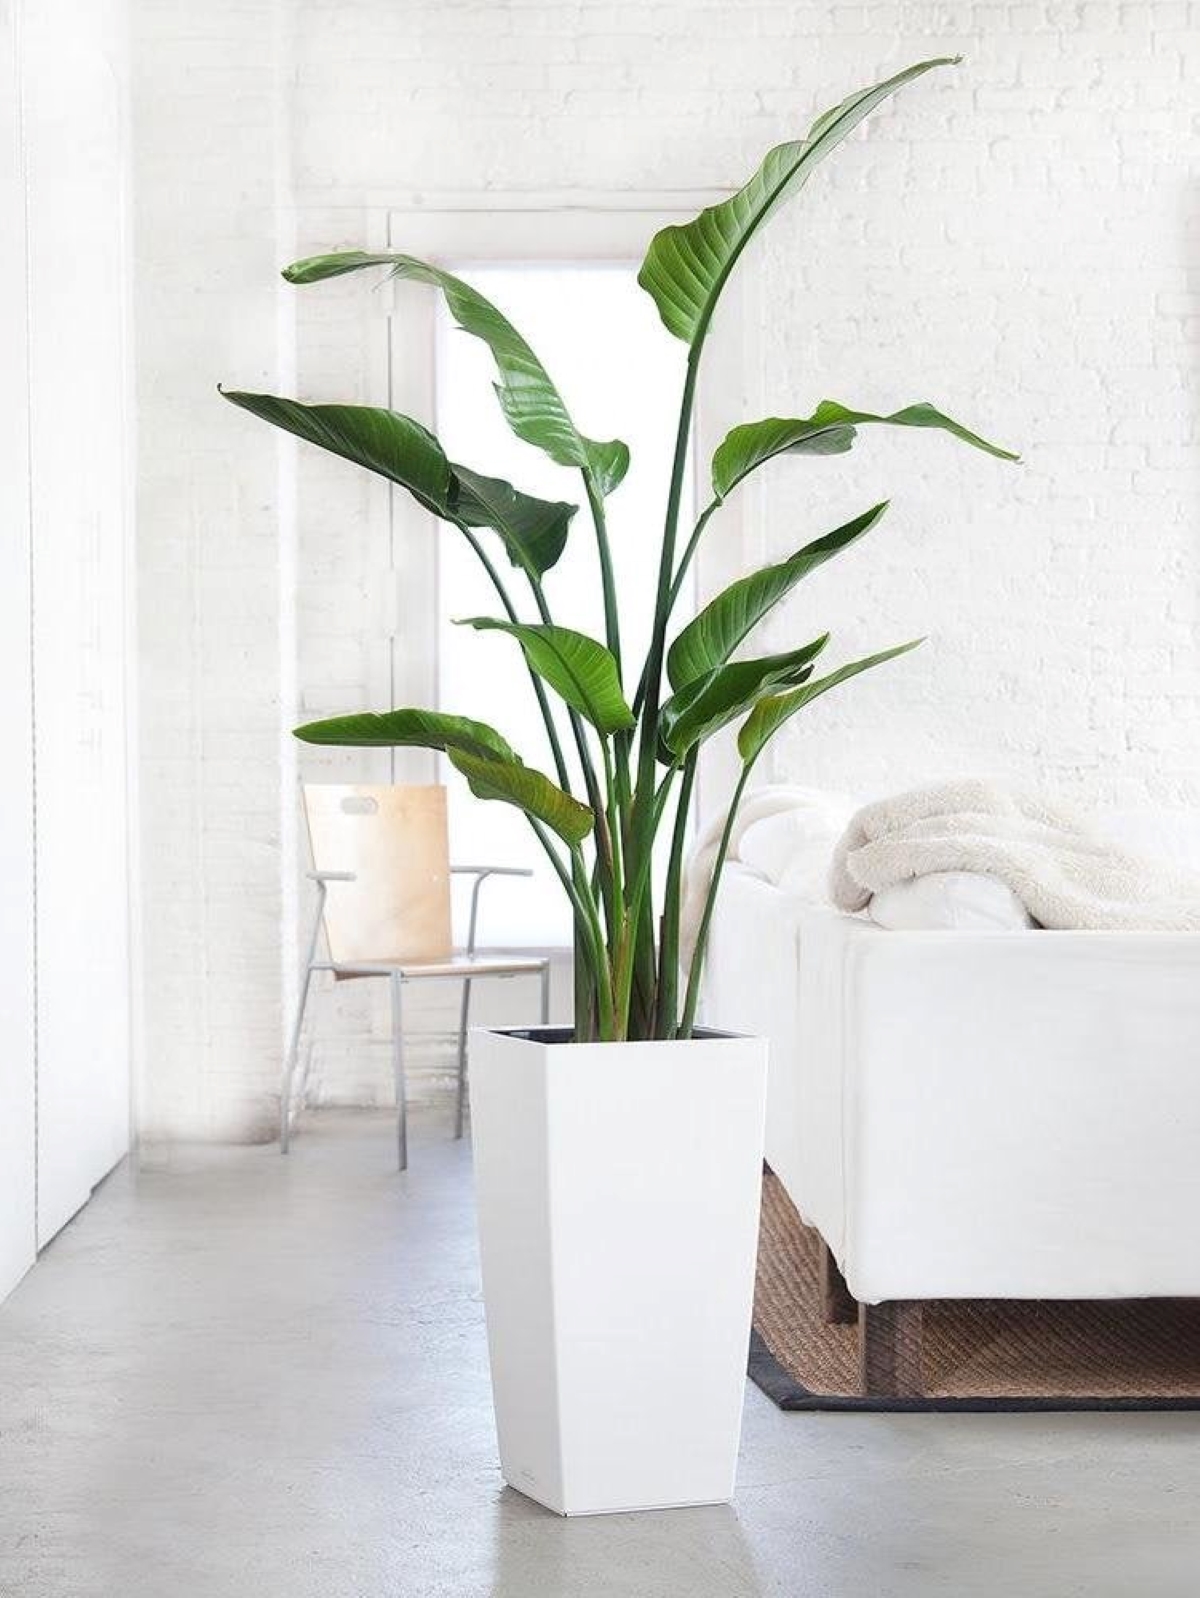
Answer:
[283, 251, 629, 496]
[452, 466, 576, 579]
[667, 503, 888, 691]
[447, 748, 594, 847]
[461, 618, 635, 736]
[293, 708, 518, 764]
[660, 638, 829, 756]
[638, 59, 958, 348]
[738, 640, 924, 766]
[712, 401, 1018, 502]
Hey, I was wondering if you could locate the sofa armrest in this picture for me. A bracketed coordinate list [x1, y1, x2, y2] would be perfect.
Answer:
[826, 915, 1200, 1301]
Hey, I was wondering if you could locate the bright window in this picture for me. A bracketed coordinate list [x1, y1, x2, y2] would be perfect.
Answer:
[434, 263, 694, 947]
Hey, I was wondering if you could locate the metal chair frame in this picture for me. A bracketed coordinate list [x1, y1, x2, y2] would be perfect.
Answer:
[282, 865, 550, 1168]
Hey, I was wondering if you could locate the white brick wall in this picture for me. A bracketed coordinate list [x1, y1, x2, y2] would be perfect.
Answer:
[133, 0, 1200, 1138]
[132, 0, 296, 1141]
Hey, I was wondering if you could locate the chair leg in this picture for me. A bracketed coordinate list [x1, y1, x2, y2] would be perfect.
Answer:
[280, 965, 315, 1154]
[454, 976, 473, 1141]
[540, 960, 551, 1027]
[390, 972, 408, 1172]
[860, 1300, 924, 1398]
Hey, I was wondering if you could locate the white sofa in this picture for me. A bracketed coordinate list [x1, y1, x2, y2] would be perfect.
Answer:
[704, 817, 1200, 1388]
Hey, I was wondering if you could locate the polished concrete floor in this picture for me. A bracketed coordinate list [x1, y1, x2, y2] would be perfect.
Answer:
[1, 1110, 1198, 1598]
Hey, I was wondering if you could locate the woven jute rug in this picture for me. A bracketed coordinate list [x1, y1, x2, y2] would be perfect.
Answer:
[751, 1168, 1200, 1411]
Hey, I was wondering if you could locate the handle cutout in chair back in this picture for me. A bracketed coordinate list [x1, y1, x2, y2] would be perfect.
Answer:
[302, 784, 452, 966]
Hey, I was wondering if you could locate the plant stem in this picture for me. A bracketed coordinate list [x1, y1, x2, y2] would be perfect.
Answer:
[584, 472, 622, 679]
[625, 353, 700, 970]
[666, 497, 719, 615]
[611, 762, 675, 1035]
[529, 576, 615, 928]
[571, 844, 616, 1037]
[526, 817, 590, 926]
[654, 750, 697, 1037]
[527, 818, 614, 1037]
[636, 352, 701, 797]
[631, 498, 719, 720]
[621, 352, 701, 1039]
[599, 735, 623, 909]
[455, 521, 573, 795]
[678, 762, 751, 1038]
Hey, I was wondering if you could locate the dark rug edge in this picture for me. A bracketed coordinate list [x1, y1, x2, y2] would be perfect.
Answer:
[747, 1329, 1200, 1414]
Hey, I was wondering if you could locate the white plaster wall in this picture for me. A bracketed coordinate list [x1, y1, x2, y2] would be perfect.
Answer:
[132, 0, 1200, 1137]
[26, 0, 136, 1238]
[1, 0, 135, 1289]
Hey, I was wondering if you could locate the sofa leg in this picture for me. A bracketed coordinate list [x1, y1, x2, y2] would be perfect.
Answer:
[819, 1239, 858, 1325]
[860, 1300, 924, 1398]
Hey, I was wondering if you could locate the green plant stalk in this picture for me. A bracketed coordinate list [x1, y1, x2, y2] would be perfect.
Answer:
[636, 350, 704, 1018]
[611, 761, 679, 1034]
[584, 472, 622, 678]
[455, 521, 574, 794]
[527, 816, 612, 1035]
[528, 576, 616, 931]
[598, 734, 625, 921]
[632, 498, 719, 720]
[611, 731, 636, 967]
[636, 352, 701, 795]
[570, 843, 616, 1036]
[678, 761, 753, 1038]
[624, 351, 702, 1027]
[654, 750, 698, 1038]
[526, 816, 591, 926]
[573, 921, 597, 1041]
[667, 498, 719, 618]
[579, 469, 628, 972]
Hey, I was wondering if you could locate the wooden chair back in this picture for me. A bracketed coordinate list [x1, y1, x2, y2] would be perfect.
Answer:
[302, 784, 452, 965]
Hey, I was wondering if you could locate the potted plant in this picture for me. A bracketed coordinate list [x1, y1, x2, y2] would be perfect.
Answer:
[223, 56, 1014, 1515]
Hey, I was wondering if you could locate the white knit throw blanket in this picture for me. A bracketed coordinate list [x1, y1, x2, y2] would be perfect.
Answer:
[829, 780, 1200, 932]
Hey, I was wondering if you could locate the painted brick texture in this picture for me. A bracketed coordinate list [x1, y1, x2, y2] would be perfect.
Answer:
[134, 0, 1200, 1136]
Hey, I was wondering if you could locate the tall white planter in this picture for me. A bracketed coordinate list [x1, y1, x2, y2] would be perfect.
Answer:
[469, 1025, 768, 1517]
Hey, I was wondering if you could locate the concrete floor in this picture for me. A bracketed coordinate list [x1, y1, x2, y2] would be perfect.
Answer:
[1, 1113, 1198, 1598]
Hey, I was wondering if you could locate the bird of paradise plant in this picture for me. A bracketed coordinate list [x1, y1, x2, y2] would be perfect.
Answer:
[222, 56, 1016, 1044]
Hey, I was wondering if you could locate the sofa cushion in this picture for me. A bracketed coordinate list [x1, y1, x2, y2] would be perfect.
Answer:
[738, 792, 855, 890]
[868, 870, 1034, 931]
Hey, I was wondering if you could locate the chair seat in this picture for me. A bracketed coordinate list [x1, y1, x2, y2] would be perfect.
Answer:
[320, 952, 549, 981]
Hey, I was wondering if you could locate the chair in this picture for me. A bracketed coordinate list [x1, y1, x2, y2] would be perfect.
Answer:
[282, 783, 550, 1168]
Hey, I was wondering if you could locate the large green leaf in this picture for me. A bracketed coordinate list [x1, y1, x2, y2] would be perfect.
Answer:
[667, 503, 887, 691]
[660, 638, 829, 756]
[283, 251, 629, 496]
[221, 390, 454, 514]
[223, 389, 577, 576]
[638, 58, 956, 347]
[293, 707, 517, 763]
[447, 748, 594, 847]
[292, 706, 590, 846]
[452, 465, 575, 579]
[460, 618, 635, 735]
[737, 640, 923, 765]
[712, 401, 1018, 502]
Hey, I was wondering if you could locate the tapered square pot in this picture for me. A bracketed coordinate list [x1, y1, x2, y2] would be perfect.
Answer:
[468, 1025, 768, 1517]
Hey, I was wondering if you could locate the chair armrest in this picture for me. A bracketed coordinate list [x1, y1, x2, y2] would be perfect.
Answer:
[450, 865, 533, 879]
[451, 866, 533, 953]
[307, 870, 357, 883]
